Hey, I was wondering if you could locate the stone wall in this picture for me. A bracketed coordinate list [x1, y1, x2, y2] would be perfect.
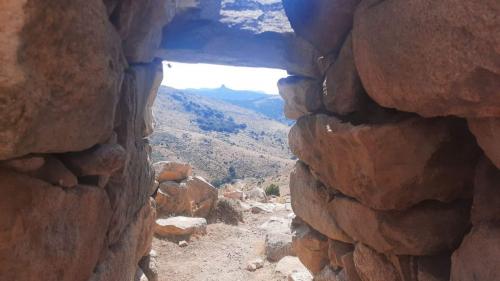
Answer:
[280, 0, 500, 280]
[1, 0, 498, 280]
[0, 0, 174, 280]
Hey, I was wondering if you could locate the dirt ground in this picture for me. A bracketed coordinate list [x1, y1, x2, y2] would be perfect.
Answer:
[153, 209, 292, 281]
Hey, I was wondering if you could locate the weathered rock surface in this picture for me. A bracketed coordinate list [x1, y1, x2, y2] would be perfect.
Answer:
[283, 0, 361, 55]
[451, 224, 500, 281]
[33, 156, 78, 188]
[109, 0, 176, 63]
[290, 162, 352, 242]
[260, 216, 293, 236]
[330, 197, 470, 256]
[214, 197, 244, 225]
[0, 0, 125, 160]
[278, 76, 323, 120]
[62, 144, 127, 177]
[353, 0, 500, 118]
[0, 169, 111, 281]
[106, 65, 157, 245]
[292, 223, 329, 274]
[266, 232, 295, 262]
[341, 252, 362, 281]
[155, 176, 217, 218]
[90, 199, 156, 281]
[328, 240, 354, 269]
[0, 155, 45, 173]
[468, 118, 500, 169]
[153, 161, 193, 182]
[353, 244, 400, 281]
[471, 157, 500, 224]
[290, 114, 478, 210]
[323, 34, 368, 115]
[155, 216, 207, 238]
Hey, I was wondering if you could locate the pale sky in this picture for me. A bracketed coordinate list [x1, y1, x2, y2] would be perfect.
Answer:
[161, 62, 287, 95]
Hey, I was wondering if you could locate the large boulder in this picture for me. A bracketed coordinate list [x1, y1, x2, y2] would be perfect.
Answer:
[323, 34, 368, 115]
[282, 0, 361, 54]
[289, 114, 479, 210]
[353, 0, 500, 118]
[292, 223, 330, 274]
[0, 169, 111, 281]
[155, 176, 217, 218]
[0, 0, 125, 160]
[278, 76, 323, 120]
[468, 118, 500, 169]
[290, 162, 352, 242]
[451, 224, 500, 281]
[153, 161, 192, 182]
[329, 197, 471, 256]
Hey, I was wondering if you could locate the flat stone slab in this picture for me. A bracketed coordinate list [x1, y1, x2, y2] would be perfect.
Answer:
[155, 216, 207, 237]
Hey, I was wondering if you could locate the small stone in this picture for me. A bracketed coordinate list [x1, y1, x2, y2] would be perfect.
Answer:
[178, 241, 188, 247]
[246, 258, 264, 271]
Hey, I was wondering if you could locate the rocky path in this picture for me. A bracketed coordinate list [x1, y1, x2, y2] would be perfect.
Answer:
[153, 209, 293, 281]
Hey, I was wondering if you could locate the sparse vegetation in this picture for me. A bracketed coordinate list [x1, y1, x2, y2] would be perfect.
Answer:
[173, 92, 247, 133]
[265, 184, 280, 196]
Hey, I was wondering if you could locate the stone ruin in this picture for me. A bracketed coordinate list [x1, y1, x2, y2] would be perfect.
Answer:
[0, 0, 499, 280]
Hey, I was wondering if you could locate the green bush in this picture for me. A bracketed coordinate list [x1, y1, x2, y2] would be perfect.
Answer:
[265, 184, 280, 196]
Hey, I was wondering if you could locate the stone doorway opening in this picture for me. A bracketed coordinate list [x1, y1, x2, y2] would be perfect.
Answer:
[148, 60, 301, 280]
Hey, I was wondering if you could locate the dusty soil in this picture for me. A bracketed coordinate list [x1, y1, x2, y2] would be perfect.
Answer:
[153, 209, 292, 281]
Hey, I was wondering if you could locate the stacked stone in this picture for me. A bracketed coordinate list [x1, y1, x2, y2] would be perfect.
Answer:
[0, 0, 177, 280]
[281, 0, 500, 280]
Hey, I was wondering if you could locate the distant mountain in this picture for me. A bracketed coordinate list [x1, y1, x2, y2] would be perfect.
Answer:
[150, 86, 294, 187]
[183, 85, 290, 124]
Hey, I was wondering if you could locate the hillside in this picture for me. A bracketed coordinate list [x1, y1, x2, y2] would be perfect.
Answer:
[183, 86, 290, 124]
[150, 86, 294, 186]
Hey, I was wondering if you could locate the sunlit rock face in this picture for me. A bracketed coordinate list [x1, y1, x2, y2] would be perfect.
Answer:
[0, 0, 165, 280]
[279, 0, 500, 280]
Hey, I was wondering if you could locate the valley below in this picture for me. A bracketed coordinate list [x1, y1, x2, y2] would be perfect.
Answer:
[150, 86, 295, 188]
